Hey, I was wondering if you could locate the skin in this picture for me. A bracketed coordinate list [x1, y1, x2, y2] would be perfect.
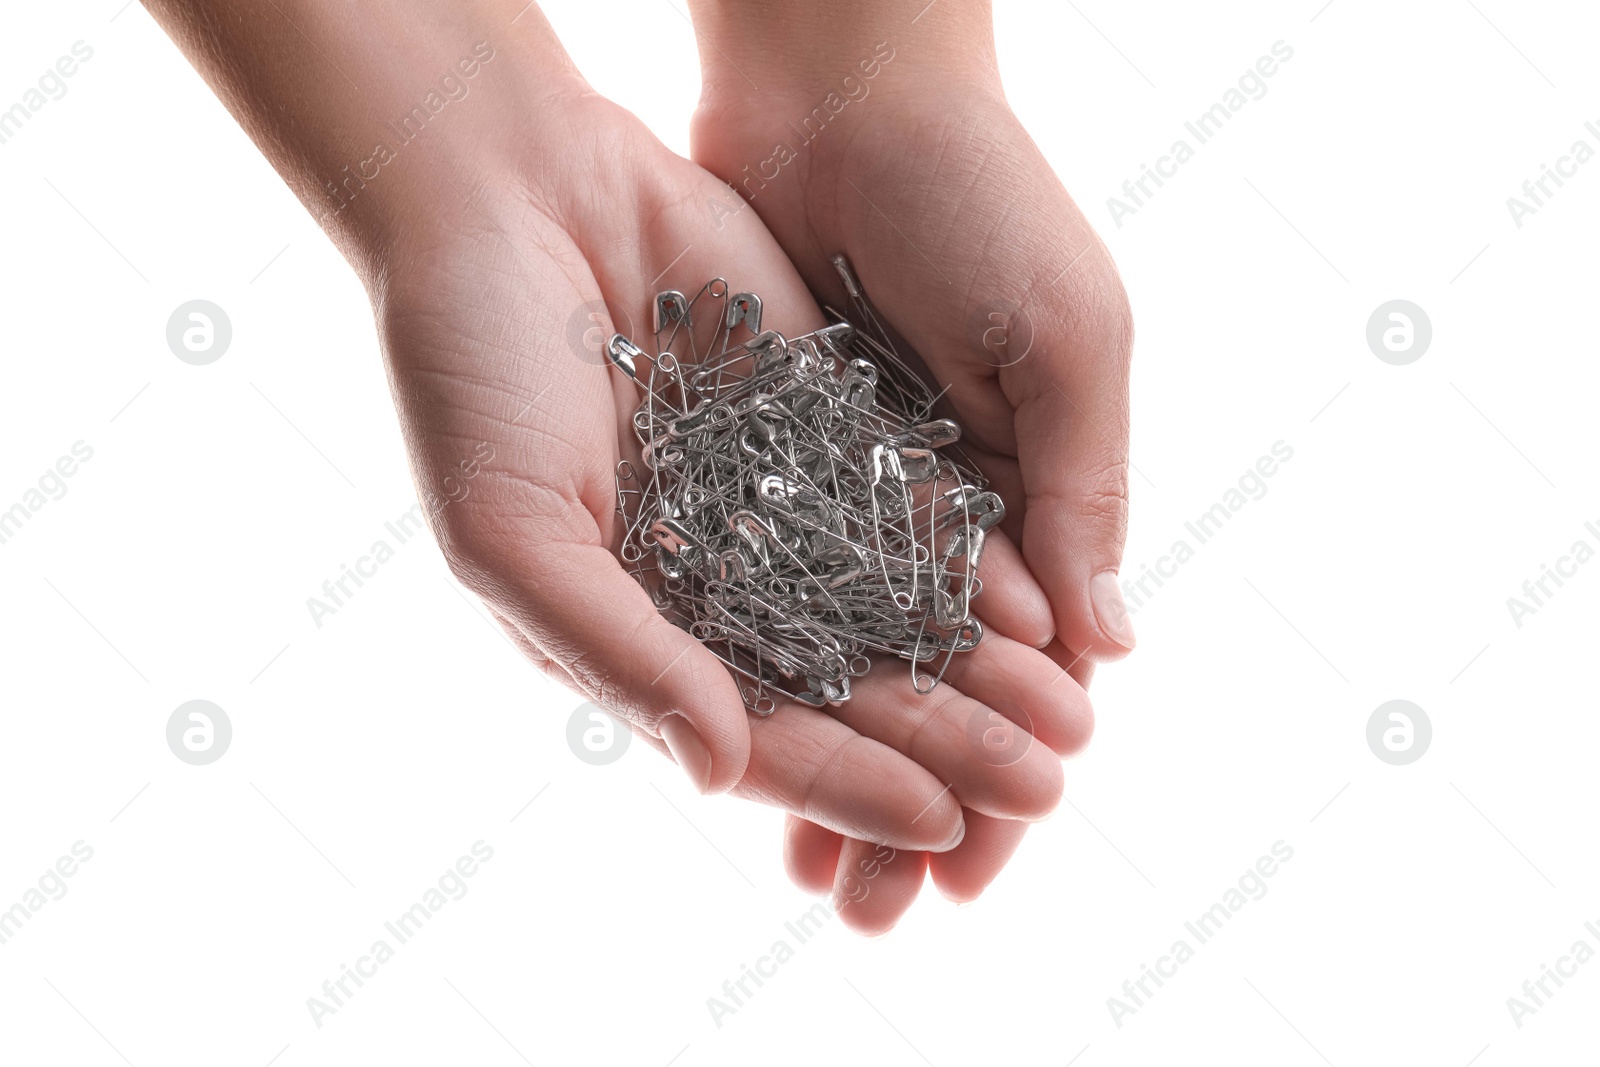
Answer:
[140, 0, 1131, 934]
[688, 0, 1135, 932]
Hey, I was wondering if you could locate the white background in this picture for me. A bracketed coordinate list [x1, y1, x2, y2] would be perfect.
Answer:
[2, 1, 1597, 1064]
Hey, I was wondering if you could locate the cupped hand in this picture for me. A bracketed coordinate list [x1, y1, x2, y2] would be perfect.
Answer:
[369, 75, 1077, 860]
[136, 0, 1094, 936]
[689, 32, 1133, 930]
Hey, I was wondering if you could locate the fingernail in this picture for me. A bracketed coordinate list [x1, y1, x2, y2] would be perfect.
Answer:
[935, 885, 980, 907]
[658, 713, 713, 794]
[941, 818, 967, 852]
[1090, 570, 1136, 650]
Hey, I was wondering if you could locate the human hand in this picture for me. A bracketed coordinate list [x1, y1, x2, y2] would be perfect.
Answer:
[376, 86, 1085, 848]
[141, 0, 1086, 895]
[686, 0, 1133, 928]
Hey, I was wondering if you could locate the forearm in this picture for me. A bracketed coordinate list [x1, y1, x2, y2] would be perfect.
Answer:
[140, 0, 583, 279]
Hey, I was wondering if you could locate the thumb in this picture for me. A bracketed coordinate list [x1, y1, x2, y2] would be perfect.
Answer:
[1011, 273, 1136, 661]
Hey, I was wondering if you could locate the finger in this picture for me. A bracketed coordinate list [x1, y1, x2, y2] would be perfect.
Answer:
[1041, 638, 1096, 691]
[486, 603, 572, 683]
[940, 631, 1093, 759]
[825, 651, 1065, 822]
[972, 527, 1053, 649]
[1010, 309, 1136, 663]
[784, 815, 844, 896]
[832, 839, 928, 937]
[737, 702, 965, 851]
[927, 810, 1029, 904]
[624, 647, 970, 849]
[460, 533, 751, 796]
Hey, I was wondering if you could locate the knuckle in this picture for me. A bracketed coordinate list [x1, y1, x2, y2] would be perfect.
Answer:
[1087, 266, 1135, 360]
[587, 672, 626, 721]
[1038, 262, 1133, 368]
[1005, 228, 1132, 367]
[433, 509, 506, 596]
[799, 735, 862, 819]
[903, 684, 964, 762]
[563, 641, 643, 725]
[1075, 456, 1131, 535]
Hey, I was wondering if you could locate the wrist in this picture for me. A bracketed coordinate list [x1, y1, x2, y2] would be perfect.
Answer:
[305, 49, 604, 290]
[685, 0, 1001, 107]
[308, 39, 514, 270]
[142, 0, 591, 289]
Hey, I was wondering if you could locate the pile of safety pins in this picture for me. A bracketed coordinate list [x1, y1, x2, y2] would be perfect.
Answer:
[608, 256, 1003, 715]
